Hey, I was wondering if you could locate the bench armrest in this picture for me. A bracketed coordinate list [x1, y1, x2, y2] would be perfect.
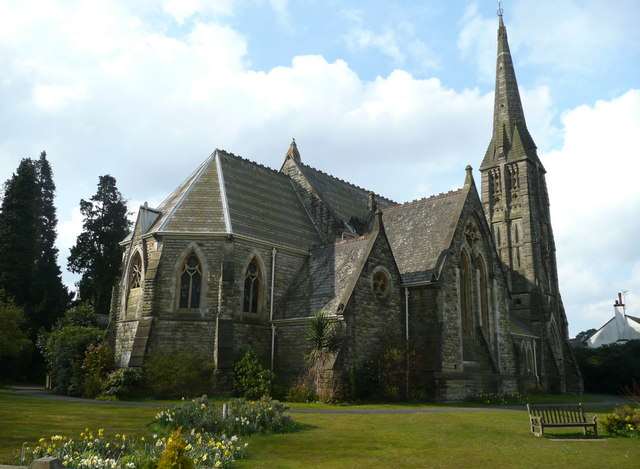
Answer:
[530, 416, 542, 424]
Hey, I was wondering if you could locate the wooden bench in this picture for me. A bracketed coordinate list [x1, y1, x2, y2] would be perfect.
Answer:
[527, 403, 598, 437]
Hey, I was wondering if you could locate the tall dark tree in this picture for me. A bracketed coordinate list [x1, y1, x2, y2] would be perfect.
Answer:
[68, 175, 130, 316]
[0, 153, 70, 335]
[0, 159, 40, 316]
[32, 152, 72, 329]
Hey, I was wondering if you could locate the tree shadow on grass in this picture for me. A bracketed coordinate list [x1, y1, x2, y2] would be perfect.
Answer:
[284, 420, 318, 434]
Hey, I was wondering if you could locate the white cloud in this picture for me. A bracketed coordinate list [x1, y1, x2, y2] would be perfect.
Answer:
[458, 0, 640, 81]
[543, 90, 640, 333]
[32, 83, 88, 112]
[1, 0, 637, 341]
[161, 0, 289, 25]
[343, 10, 439, 71]
[163, 0, 236, 23]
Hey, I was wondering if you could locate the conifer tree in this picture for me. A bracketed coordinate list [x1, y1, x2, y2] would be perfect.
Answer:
[0, 153, 70, 334]
[68, 175, 131, 316]
[0, 159, 39, 315]
[32, 151, 71, 329]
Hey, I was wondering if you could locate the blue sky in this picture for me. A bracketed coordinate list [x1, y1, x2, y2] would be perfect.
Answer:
[0, 0, 639, 335]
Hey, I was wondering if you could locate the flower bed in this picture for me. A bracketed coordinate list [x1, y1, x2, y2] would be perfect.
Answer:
[153, 395, 294, 436]
[17, 428, 245, 468]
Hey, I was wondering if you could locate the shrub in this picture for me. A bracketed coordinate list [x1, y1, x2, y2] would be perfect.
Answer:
[81, 343, 114, 398]
[574, 340, 640, 394]
[0, 292, 33, 382]
[0, 292, 31, 361]
[101, 367, 143, 399]
[143, 351, 215, 399]
[286, 378, 317, 403]
[157, 429, 195, 469]
[154, 395, 219, 433]
[233, 349, 273, 399]
[224, 397, 293, 435]
[602, 405, 640, 437]
[39, 325, 104, 396]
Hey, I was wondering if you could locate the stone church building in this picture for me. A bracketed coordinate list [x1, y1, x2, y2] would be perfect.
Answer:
[111, 16, 583, 399]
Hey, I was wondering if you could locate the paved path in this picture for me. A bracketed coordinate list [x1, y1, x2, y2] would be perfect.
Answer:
[6, 386, 628, 415]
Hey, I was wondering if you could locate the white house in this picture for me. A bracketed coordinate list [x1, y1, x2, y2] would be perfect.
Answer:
[587, 293, 640, 348]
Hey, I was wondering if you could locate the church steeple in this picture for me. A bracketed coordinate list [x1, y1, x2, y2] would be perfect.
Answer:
[481, 11, 537, 170]
[285, 138, 301, 163]
[479, 8, 582, 393]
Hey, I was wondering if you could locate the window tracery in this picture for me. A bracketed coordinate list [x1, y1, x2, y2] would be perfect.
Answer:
[243, 257, 262, 313]
[129, 253, 142, 289]
[179, 254, 202, 309]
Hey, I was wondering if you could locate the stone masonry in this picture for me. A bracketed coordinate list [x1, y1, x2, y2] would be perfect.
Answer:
[111, 15, 582, 399]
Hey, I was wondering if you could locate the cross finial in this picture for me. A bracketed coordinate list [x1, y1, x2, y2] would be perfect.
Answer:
[497, 0, 504, 17]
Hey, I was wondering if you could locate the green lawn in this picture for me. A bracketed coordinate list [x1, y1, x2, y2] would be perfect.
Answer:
[0, 390, 159, 464]
[1, 390, 638, 468]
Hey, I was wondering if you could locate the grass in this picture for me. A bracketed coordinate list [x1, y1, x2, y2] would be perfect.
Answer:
[0, 390, 159, 464]
[237, 411, 640, 469]
[1, 390, 638, 468]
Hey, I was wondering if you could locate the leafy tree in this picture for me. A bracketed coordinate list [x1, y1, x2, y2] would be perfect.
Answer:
[574, 340, 640, 394]
[0, 291, 32, 362]
[68, 175, 130, 316]
[0, 159, 39, 314]
[39, 324, 104, 395]
[574, 328, 597, 345]
[59, 302, 99, 328]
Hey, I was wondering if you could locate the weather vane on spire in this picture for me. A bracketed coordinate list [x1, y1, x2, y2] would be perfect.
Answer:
[497, 0, 504, 17]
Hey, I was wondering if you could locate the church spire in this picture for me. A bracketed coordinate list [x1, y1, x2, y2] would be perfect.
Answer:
[481, 10, 537, 169]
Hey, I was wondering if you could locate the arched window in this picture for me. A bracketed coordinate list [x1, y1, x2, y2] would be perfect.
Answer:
[477, 258, 490, 333]
[129, 253, 142, 289]
[460, 250, 474, 360]
[126, 251, 143, 318]
[179, 254, 202, 309]
[243, 257, 261, 313]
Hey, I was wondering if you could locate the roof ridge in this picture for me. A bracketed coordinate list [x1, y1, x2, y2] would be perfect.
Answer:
[299, 161, 397, 204]
[216, 148, 289, 179]
[383, 187, 464, 211]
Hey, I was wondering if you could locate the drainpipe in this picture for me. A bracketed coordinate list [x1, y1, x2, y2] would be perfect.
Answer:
[533, 339, 539, 384]
[405, 287, 410, 399]
[270, 248, 277, 371]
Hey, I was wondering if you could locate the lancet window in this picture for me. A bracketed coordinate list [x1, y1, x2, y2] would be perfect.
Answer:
[243, 257, 262, 314]
[179, 254, 202, 309]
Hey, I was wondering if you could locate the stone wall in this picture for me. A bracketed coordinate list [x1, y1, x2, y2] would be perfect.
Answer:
[428, 186, 516, 400]
[338, 229, 404, 397]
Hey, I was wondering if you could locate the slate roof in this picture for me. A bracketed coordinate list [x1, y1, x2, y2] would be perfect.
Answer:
[155, 154, 226, 233]
[219, 151, 320, 249]
[296, 162, 396, 225]
[125, 150, 320, 251]
[383, 188, 468, 284]
[277, 235, 374, 318]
